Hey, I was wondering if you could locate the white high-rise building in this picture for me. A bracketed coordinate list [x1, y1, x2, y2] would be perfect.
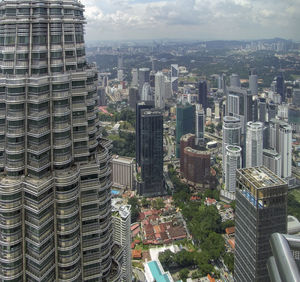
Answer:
[225, 145, 242, 193]
[112, 199, 132, 282]
[141, 82, 152, 101]
[171, 64, 179, 93]
[155, 72, 166, 109]
[246, 122, 264, 168]
[131, 68, 138, 87]
[230, 73, 241, 88]
[270, 119, 292, 178]
[263, 149, 282, 177]
[222, 116, 241, 169]
[195, 104, 205, 146]
[118, 69, 124, 81]
[249, 74, 258, 95]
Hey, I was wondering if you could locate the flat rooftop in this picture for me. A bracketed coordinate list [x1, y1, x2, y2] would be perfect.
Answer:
[237, 166, 286, 190]
[112, 155, 134, 164]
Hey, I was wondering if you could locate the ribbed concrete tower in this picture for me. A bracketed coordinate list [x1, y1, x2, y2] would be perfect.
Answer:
[0, 1, 120, 282]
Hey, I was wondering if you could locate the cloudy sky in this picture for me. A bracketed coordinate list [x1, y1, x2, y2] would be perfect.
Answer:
[81, 0, 300, 42]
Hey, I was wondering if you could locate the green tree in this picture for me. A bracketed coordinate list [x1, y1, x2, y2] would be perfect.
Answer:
[224, 252, 234, 273]
[201, 232, 225, 260]
[221, 220, 235, 231]
[230, 200, 236, 212]
[128, 197, 140, 223]
[158, 250, 174, 269]
[152, 198, 165, 210]
[141, 198, 150, 208]
[179, 268, 189, 282]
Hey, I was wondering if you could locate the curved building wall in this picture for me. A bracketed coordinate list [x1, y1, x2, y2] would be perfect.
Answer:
[0, 1, 118, 281]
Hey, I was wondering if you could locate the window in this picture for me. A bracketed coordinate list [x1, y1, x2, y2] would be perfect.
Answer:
[50, 8, 61, 15]
[33, 8, 47, 15]
[77, 48, 85, 57]
[8, 87, 25, 94]
[0, 37, 4, 46]
[52, 83, 69, 91]
[32, 35, 47, 45]
[65, 50, 74, 58]
[66, 65, 76, 71]
[64, 9, 73, 15]
[32, 52, 47, 60]
[51, 66, 63, 73]
[16, 69, 28, 75]
[17, 53, 29, 60]
[72, 81, 85, 88]
[51, 51, 62, 59]
[64, 34, 73, 43]
[18, 36, 29, 44]
[3, 69, 13, 75]
[28, 85, 49, 94]
[75, 34, 84, 43]
[6, 8, 16, 16]
[18, 8, 30, 15]
[4, 36, 15, 45]
[51, 35, 61, 44]
[3, 54, 14, 60]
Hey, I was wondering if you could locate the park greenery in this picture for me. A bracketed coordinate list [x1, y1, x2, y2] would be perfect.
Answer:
[108, 131, 135, 158]
[99, 108, 136, 129]
[288, 189, 300, 220]
[128, 197, 140, 223]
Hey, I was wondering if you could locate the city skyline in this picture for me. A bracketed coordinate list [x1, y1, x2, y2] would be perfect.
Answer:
[82, 0, 300, 42]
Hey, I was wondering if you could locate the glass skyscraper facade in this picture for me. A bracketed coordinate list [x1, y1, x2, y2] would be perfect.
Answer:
[0, 1, 120, 281]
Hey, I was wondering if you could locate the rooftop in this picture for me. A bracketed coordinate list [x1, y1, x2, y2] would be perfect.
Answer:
[112, 155, 134, 165]
[237, 166, 286, 190]
[112, 198, 131, 219]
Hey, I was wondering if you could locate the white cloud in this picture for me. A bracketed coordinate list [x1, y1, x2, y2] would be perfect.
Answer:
[80, 0, 300, 41]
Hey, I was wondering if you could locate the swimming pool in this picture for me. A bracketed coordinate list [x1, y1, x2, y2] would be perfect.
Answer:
[111, 190, 120, 195]
[148, 261, 171, 282]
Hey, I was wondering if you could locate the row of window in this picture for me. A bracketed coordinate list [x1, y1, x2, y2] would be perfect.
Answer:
[0, 34, 84, 46]
[0, 8, 83, 17]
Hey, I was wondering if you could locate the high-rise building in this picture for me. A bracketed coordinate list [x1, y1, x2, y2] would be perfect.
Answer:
[227, 87, 253, 133]
[230, 73, 241, 88]
[276, 74, 285, 102]
[112, 199, 132, 282]
[234, 167, 287, 282]
[117, 69, 124, 81]
[270, 119, 292, 178]
[138, 109, 164, 196]
[222, 116, 241, 171]
[141, 82, 152, 101]
[195, 104, 205, 146]
[136, 101, 154, 167]
[246, 122, 264, 168]
[263, 149, 282, 177]
[249, 74, 258, 95]
[129, 87, 139, 110]
[225, 145, 242, 193]
[112, 156, 135, 190]
[258, 97, 267, 123]
[198, 80, 208, 111]
[131, 68, 138, 87]
[268, 102, 277, 122]
[98, 86, 106, 106]
[138, 68, 150, 98]
[176, 104, 195, 158]
[171, 64, 179, 93]
[0, 1, 120, 281]
[292, 88, 300, 107]
[155, 72, 166, 109]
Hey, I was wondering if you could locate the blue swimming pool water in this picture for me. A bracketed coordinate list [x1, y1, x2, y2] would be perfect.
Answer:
[148, 261, 170, 282]
[111, 190, 120, 195]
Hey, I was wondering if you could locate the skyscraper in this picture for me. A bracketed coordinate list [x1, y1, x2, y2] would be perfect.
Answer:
[129, 87, 139, 110]
[171, 64, 179, 93]
[131, 68, 138, 87]
[195, 104, 205, 146]
[276, 73, 285, 102]
[234, 167, 287, 282]
[230, 73, 241, 88]
[138, 109, 164, 196]
[176, 104, 195, 158]
[225, 145, 242, 193]
[136, 101, 154, 167]
[0, 1, 120, 281]
[246, 122, 264, 168]
[222, 116, 241, 172]
[263, 149, 282, 177]
[155, 72, 166, 109]
[249, 73, 258, 96]
[138, 68, 150, 99]
[112, 199, 132, 282]
[141, 82, 152, 101]
[258, 97, 267, 123]
[198, 80, 208, 111]
[270, 119, 292, 178]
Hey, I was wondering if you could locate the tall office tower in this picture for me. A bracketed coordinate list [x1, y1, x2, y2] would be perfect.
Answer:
[171, 64, 179, 93]
[176, 104, 195, 158]
[263, 149, 282, 177]
[118, 56, 124, 70]
[198, 80, 208, 111]
[268, 102, 277, 121]
[252, 97, 259, 122]
[225, 145, 242, 193]
[222, 116, 241, 171]
[155, 72, 166, 109]
[164, 79, 173, 100]
[138, 68, 150, 98]
[234, 167, 288, 282]
[131, 68, 138, 87]
[258, 97, 267, 123]
[270, 119, 292, 178]
[195, 104, 205, 146]
[149, 72, 155, 88]
[214, 101, 220, 120]
[293, 88, 300, 107]
[136, 101, 154, 167]
[117, 69, 124, 81]
[249, 73, 259, 95]
[0, 1, 120, 281]
[139, 109, 164, 196]
[141, 82, 152, 101]
[98, 86, 106, 106]
[276, 73, 285, 102]
[230, 73, 241, 88]
[246, 122, 264, 168]
[112, 199, 132, 282]
[129, 87, 139, 110]
[227, 87, 253, 133]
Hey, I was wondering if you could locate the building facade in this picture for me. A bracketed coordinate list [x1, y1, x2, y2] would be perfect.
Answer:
[195, 104, 205, 146]
[112, 199, 132, 282]
[112, 156, 134, 190]
[263, 149, 282, 177]
[234, 167, 288, 282]
[246, 122, 264, 168]
[139, 109, 164, 196]
[225, 145, 242, 193]
[198, 80, 208, 111]
[154, 72, 165, 109]
[0, 1, 120, 281]
[171, 64, 179, 93]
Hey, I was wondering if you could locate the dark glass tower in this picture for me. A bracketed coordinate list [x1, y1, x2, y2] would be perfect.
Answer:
[198, 80, 208, 111]
[175, 104, 195, 158]
[234, 167, 287, 282]
[0, 1, 120, 281]
[138, 109, 164, 196]
[276, 74, 285, 102]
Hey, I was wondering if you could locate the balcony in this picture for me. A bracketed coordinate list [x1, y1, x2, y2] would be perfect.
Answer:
[56, 186, 79, 203]
[28, 125, 50, 136]
[58, 267, 80, 281]
[53, 154, 72, 165]
[58, 236, 80, 250]
[57, 220, 79, 234]
[52, 91, 69, 100]
[58, 252, 80, 267]
[57, 206, 78, 218]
